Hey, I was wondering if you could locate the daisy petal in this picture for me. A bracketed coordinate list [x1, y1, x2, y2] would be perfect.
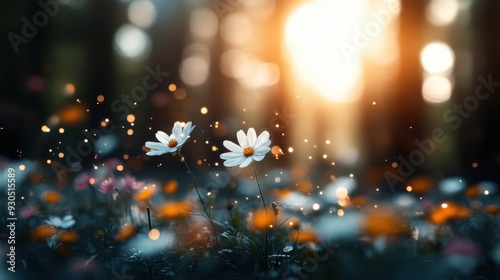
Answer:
[178, 122, 194, 146]
[247, 128, 257, 147]
[155, 131, 169, 144]
[177, 137, 187, 147]
[183, 122, 193, 135]
[220, 152, 243, 160]
[236, 130, 248, 148]
[239, 157, 253, 168]
[147, 150, 167, 156]
[62, 215, 73, 222]
[254, 139, 271, 152]
[252, 153, 266, 162]
[223, 140, 243, 153]
[62, 219, 75, 229]
[254, 131, 270, 148]
[172, 122, 182, 139]
[51, 217, 62, 227]
[254, 145, 271, 155]
[165, 147, 177, 153]
[223, 156, 246, 167]
[145, 141, 167, 151]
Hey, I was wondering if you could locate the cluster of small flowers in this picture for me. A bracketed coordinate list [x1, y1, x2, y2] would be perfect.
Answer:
[74, 173, 144, 194]
[98, 175, 144, 194]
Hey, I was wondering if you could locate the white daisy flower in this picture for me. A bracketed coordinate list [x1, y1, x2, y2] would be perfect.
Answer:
[145, 121, 195, 156]
[220, 128, 271, 168]
[45, 215, 75, 229]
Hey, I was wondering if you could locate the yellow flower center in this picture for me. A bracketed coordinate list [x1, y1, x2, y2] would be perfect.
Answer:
[243, 147, 254, 157]
[168, 139, 178, 148]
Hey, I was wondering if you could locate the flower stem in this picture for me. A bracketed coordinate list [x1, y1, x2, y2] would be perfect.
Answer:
[252, 161, 268, 268]
[273, 216, 276, 267]
[252, 162, 267, 214]
[147, 207, 152, 231]
[177, 151, 218, 243]
[289, 230, 300, 264]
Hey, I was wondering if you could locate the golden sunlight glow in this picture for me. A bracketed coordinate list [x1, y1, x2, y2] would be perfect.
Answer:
[180, 55, 209, 86]
[128, 0, 157, 28]
[420, 42, 455, 74]
[422, 76, 453, 104]
[284, 0, 370, 103]
[220, 13, 252, 46]
[190, 8, 218, 39]
[426, 0, 459, 26]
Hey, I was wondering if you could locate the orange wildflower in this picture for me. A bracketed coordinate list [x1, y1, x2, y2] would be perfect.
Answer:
[164, 180, 179, 194]
[133, 188, 155, 202]
[58, 104, 87, 125]
[363, 208, 408, 237]
[484, 205, 500, 215]
[273, 189, 292, 199]
[157, 201, 192, 220]
[58, 230, 79, 244]
[115, 225, 136, 242]
[406, 177, 433, 194]
[288, 217, 300, 230]
[32, 224, 56, 241]
[465, 185, 482, 198]
[428, 203, 471, 225]
[289, 230, 318, 243]
[350, 196, 369, 207]
[250, 208, 273, 231]
[296, 179, 313, 194]
[41, 191, 62, 204]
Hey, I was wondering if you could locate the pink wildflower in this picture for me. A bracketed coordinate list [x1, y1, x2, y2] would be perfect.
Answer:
[99, 177, 116, 194]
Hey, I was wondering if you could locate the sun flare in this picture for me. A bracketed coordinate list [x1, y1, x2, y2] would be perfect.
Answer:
[284, 0, 370, 103]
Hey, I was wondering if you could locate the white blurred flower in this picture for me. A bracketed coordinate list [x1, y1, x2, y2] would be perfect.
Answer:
[145, 121, 195, 156]
[220, 128, 271, 168]
[283, 245, 293, 253]
[45, 215, 75, 229]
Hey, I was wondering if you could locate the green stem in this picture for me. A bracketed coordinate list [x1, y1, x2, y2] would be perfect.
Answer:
[177, 151, 218, 243]
[267, 216, 292, 241]
[273, 216, 276, 267]
[252, 161, 268, 268]
[252, 162, 267, 214]
[289, 230, 300, 263]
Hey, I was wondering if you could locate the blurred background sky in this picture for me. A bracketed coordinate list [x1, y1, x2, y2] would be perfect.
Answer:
[1, 0, 499, 193]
